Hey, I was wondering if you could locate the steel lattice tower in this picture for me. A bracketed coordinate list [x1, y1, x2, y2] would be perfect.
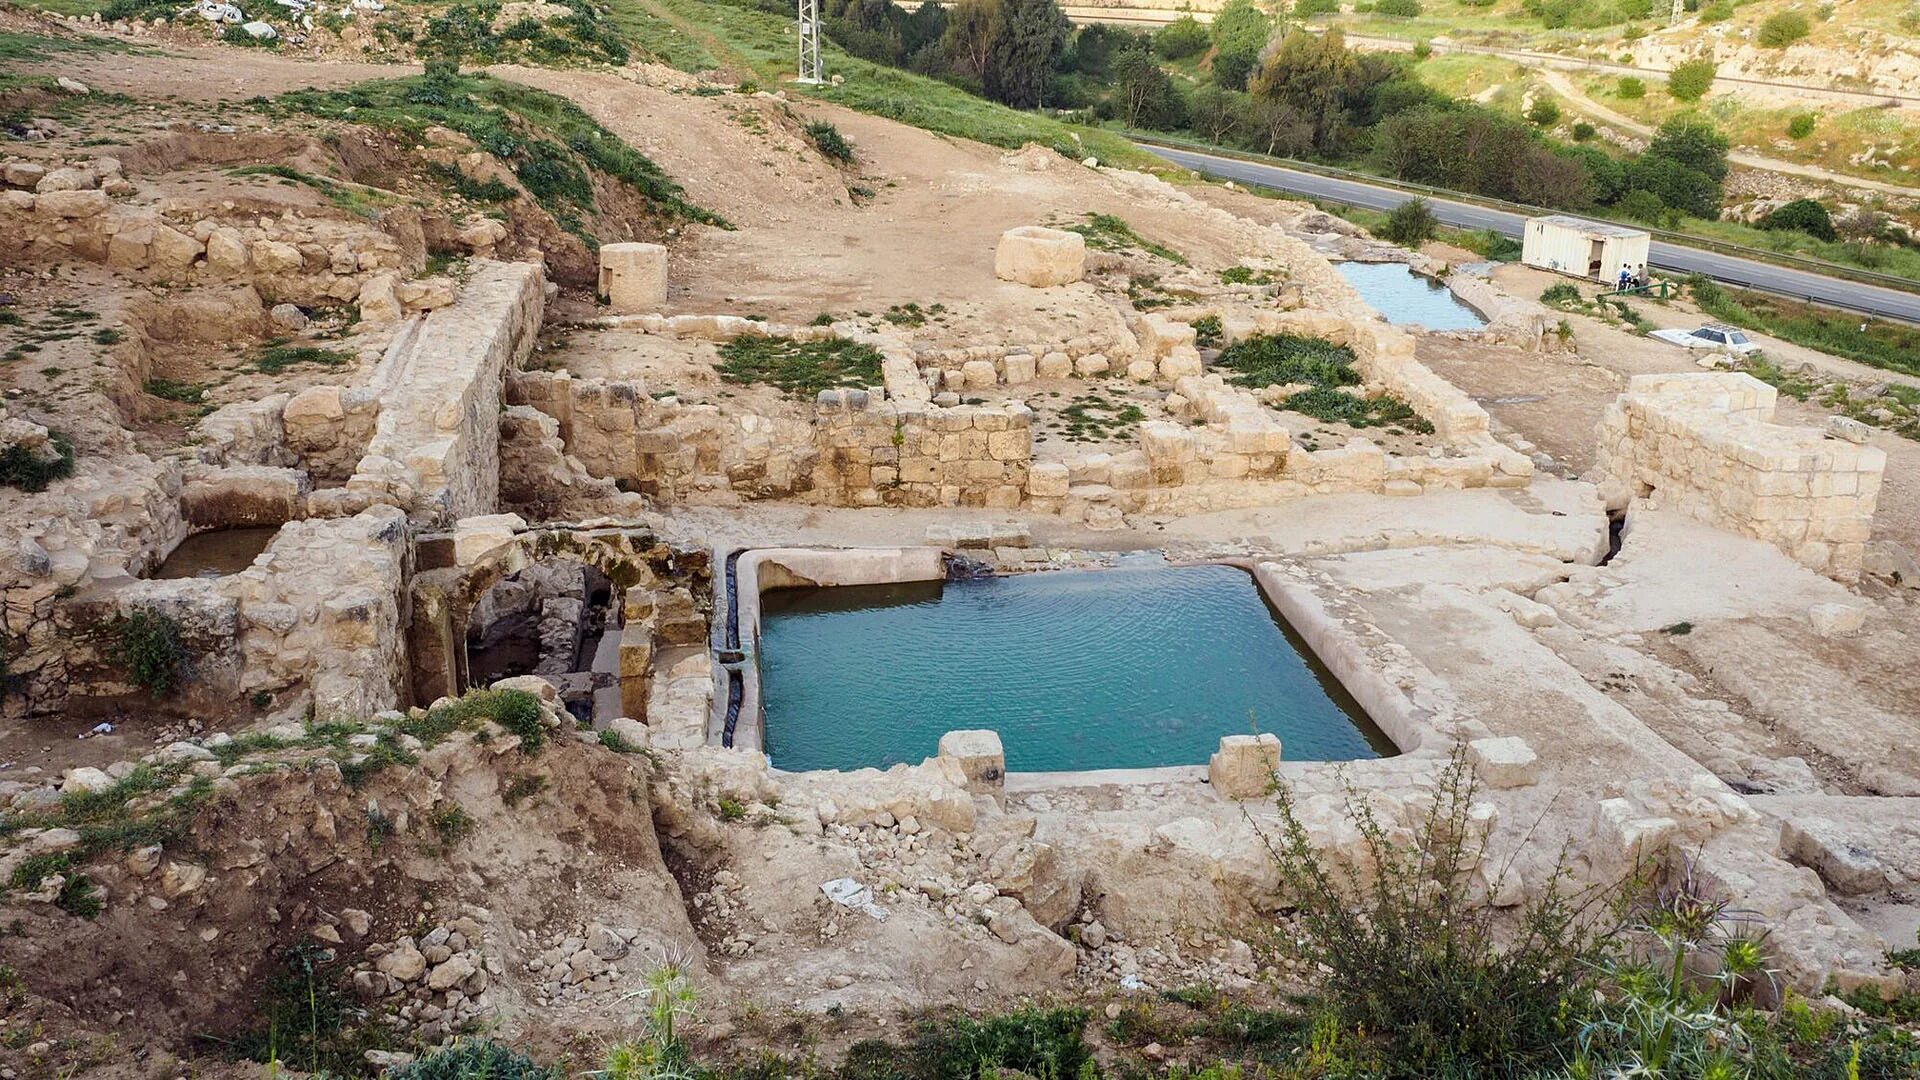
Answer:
[797, 0, 824, 84]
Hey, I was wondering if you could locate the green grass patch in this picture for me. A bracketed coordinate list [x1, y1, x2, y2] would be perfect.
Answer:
[1065, 212, 1185, 264]
[255, 343, 352, 374]
[229, 164, 396, 218]
[715, 335, 884, 396]
[608, 0, 1152, 168]
[143, 377, 205, 404]
[268, 70, 727, 242]
[1051, 393, 1146, 442]
[0, 428, 73, 492]
[1214, 333, 1361, 389]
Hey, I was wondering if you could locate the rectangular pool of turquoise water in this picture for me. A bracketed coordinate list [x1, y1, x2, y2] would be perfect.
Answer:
[1336, 262, 1487, 331]
[756, 561, 1395, 773]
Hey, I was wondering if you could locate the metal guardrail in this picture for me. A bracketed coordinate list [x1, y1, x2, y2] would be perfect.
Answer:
[1127, 132, 1920, 303]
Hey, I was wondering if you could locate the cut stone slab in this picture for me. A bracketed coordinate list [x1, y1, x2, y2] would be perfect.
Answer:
[1467, 736, 1539, 789]
[599, 242, 668, 312]
[993, 226, 1085, 288]
[938, 729, 1005, 794]
[1209, 733, 1280, 799]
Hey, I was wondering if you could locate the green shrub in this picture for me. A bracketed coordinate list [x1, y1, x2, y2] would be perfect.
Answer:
[1667, 57, 1716, 101]
[911, 1006, 1092, 1079]
[1153, 14, 1209, 59]
[0, 429, 73, 492]
[1294, 0, 1340, 14]
[1757, 10, 1810, 47]
[1375, 0, 1421, 14]
[1214, 333, 1359, 389]
[143, 378, 205, 404]
[222, 941, 402, 1074]
[1571, 120, 1596, 140]
[1698, 0, 1732, 20]
[598, 728, 639, 753]
[804, 119, 855, 164]
[116, 610, 187, 697]
[1540, 282, 1584, 306]
[1787, 112, 1816, 139]
[1379, 197, 1439, 247]
[1283, 385, 1431, 430]
[716, 336, 885, 396]
[1526, 98, 1561, 127]
[1760, 198, 1838, 242]
[1191, 313, 1223, 348]
[1262, 744, 1626, 1074]
[1617, 75, 1647, 98]
[255, 344, 351, 374]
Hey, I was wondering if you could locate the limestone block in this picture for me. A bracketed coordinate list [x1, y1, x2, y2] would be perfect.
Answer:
[3, 162, 46, 189]
[938, 729, 1005, 794]
[1028, 461, 1069, 498]
[206, 228, 249, 273]
[1467, 736, 1538, 789]
[598, 242, 668, 312]
[1159, 347, 1203, 380]
[251, 240, 302, 273]
[1208, 733, 1280, 799]
[452, 513, 526, 566]
[993, 226, 1085, 288]
[36, 166, 97, 192]
[36, 189, 106, 218]
[1124, 358, 1157, 382]
[1826, 416, 1872, 445]
[357, 273, 404, 325]
[1074, 353, 1109, 377]
[1132, 313, 1196, 359]
[1593, 798, 1678, 871]
[1807, 602, 1865, 638]
[1002, 354, 1036, 385]
[961, 359, 999, 389]
[1037, 351, 1072, 379]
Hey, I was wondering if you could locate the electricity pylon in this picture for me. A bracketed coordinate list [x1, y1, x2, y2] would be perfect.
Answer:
[797, 0, 824, 84]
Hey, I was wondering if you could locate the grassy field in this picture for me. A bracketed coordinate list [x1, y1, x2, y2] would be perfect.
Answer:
[609, 0, 1156, 167]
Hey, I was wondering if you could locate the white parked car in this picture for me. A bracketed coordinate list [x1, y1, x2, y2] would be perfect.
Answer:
[1650, 324, 1761, 356]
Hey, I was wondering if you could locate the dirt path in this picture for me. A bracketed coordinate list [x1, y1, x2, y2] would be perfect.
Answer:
[1533, 68, 1920, 199]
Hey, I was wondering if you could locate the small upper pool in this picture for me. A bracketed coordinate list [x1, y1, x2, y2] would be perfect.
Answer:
[1336, 262, 1487, 331]
[756, 561, 1393, 773]
[152, 527, 278, 579]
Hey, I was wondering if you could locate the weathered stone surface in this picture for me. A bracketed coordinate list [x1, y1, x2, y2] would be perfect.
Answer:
[599, 242, 667, 312]
[938, 729, 1005, 794]
[993, 226, 1085, 288]
[1467, 736, 1538, 789]
[1208, 734, 1280, 799]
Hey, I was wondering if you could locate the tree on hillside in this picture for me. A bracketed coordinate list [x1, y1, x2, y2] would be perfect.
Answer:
[1249, 97, 1315, 156]
[1209, 0, 1273, 91]
[981, 0, 1070, 107]
[1191, 84, 1251, 145]
[1112, 48, 1183, 128]
[1645, 115, 1728, 182]
[940, 0, 1000, 79]
[1154, 14, 1209, 60]
[1249, 28, 1362, 153]
[1761, 198, 1838, 241]
[1666, 57, 1715, 101]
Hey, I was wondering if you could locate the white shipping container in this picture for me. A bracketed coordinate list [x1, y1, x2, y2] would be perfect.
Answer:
[1522, 215, 1651, 284]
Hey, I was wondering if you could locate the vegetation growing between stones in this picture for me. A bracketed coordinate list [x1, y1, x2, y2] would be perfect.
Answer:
[269, 68, 728, 242]
[1063, 213, 1185, 264]
[218, 940, 404, 1075]
[115, 610, 188, 696]
[255, 342, 353, 374]
[805, 119, 856, 164]
[0, 428, 73, 492]
[1214, 334, 1430, 432]
[420, 0, 633, 68]
[716, 336, 885, 396]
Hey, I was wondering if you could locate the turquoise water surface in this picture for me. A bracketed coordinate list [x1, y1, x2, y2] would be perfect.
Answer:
[1336, 262, 1487, 331]
[757, 561, 1393, 772]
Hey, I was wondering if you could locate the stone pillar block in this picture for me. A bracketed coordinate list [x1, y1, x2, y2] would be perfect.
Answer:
[1209, 733, 1280, 799]
[938, 729, 1005, 794]
[994, 226, 1085, 288]
[1467, 736, 1539, 789]
[599, 242, 668, 312]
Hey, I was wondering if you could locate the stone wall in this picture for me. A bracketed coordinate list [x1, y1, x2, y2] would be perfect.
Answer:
[0, 168, 421, 306]
[60, 506, 412, 720]
[814, 392, 1032, 509]
[1597, 373, 1885, 581]
[344, 259, 546, 524]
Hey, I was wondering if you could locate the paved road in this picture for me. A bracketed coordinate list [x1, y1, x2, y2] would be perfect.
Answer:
[1146, 144, 1920, 323]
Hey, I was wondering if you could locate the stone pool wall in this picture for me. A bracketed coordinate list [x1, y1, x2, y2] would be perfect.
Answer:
[1597, 372, 1884, 582]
